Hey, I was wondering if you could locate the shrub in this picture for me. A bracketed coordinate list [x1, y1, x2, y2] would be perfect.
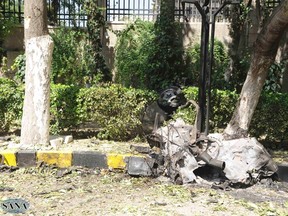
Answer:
[0, 79, 156, 140]
[51, 28, 103, 86]
[114, 20, 155, 89]
[173, 86, 288, 141]
[0, 78, 23, 132]
[263, 61, 287, 92]
[184, 40, 230, 90]
[12, 53, 26, 83]
[11, 28, 104, 86]
[76, 84, 157, 140]
[50, 84, 80, 134]
[251, 92, 288, 141]
[115, 19, 192, 90]
[0, 17, 16, 62]
[1, 77, 287, 142]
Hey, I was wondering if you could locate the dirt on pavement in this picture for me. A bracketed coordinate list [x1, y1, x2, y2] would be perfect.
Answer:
[0, 137, 288, 216]
[0, 165, 288, 216]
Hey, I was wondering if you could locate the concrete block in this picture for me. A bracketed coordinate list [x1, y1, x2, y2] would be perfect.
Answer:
[16, 150, 37, 167]
[37, 151, 72, 168]
[50, 138, 64, 150]
[64, 135, 73, 144]
[72, 151, 107, 168]
[127, 157, 154, 176]
[277, 164, 288, 182]
[107, 154, 132, 169]
[0, 151, 17, 166]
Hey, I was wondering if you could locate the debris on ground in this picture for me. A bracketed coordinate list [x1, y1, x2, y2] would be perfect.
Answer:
[146, 118, 278, 186]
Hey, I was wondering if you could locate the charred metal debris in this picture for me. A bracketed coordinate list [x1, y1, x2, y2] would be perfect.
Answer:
[136, 86, 278, 187]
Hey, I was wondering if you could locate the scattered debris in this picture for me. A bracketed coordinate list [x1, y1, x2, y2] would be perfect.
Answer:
[130, 144, 151, 154]
[0, 136, 11, 142]
[146, 118, 278, 186]
[50, 135, 74, 150]
[127, 157, 155, 176]
[0, 186, 14, 192]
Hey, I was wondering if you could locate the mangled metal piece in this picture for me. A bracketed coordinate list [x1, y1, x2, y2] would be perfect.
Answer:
[142, 86, 187, 134]
[207, 133, 277, 183]
[147, 118, 278, 185]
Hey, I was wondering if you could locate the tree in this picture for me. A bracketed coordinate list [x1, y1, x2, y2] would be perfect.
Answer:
[145, 0, 187, 90]
[224, 0, 288, 139]
[84, 0, 111, 82]
[20, 0, 54, 146]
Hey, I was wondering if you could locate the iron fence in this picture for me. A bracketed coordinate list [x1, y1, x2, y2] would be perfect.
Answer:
[0, 0, 87, 27]
[106, 0, 158, 21]
[0, 0, 23, 24]
[0, 0, 282, 27]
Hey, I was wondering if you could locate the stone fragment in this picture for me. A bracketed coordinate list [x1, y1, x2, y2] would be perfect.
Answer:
[127, 157, 154, 176]
[130, 144, 151, 154]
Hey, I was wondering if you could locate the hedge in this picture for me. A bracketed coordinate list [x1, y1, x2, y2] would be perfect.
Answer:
[0, 78, 156, 140]
[175, 87, 288, 141]
[0, 77, 287, 142]
[0, 78, 23, 132]
[75, 84, 156, 140]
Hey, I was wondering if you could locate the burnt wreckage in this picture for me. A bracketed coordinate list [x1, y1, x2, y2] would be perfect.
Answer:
[140, 87, 278, 186]
[132, 0, 278, 186]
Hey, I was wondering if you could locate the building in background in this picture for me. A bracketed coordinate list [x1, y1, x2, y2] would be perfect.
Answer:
[0, 0, 232, 70]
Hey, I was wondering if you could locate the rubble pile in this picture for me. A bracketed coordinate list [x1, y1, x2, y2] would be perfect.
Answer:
[147, 118, 278, 185]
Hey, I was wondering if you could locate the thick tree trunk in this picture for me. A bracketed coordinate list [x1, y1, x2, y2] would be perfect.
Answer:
[224, 1, 288, 139]
[24, 0, 49, 41]
[280, 31, 288, 93]
[20, 0, 54, 146]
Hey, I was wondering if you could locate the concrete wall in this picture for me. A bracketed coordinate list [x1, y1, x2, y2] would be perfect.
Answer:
[2, 22, 232, 71]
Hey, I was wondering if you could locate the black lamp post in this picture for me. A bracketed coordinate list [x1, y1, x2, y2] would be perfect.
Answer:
[181, 0, 240, 137]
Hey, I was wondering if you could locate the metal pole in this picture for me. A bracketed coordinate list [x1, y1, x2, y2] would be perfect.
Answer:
[188, 1, 210, 134]
[182, 0, 240, 137]
[205, 2, 228, 136]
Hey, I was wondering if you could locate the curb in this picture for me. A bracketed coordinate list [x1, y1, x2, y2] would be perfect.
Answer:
[0, 150, 146, 170]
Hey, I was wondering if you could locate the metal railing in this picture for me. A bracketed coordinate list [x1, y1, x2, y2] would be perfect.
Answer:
[0, 0, 23, 24]
[1, 0, 281, 27]
[0, 0, 87, 27]
[106, 0, 158, 21]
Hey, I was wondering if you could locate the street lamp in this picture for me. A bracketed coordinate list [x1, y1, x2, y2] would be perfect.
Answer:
[181, 0, 241, 137]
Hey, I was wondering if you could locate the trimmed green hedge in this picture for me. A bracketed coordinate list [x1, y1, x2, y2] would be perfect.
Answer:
[251, 92, 288, 141]
[0, 78, 287, 142]
[0, 78, 23, 132]
[76, 84, 156, 140]
[173, 87, 288, 142]
[0, 78, 156, 140]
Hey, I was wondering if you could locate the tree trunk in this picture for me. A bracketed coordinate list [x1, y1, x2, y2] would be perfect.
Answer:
[280, 31, 288, 93]
[20, 0, 54, 146]
[224, 1, 288, 139]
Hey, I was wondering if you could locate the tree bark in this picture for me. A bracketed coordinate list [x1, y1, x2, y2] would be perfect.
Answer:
[24, 0, 49, 41]
[20, 0, 54, 146]
[280, 31, 288, 93]
[224, 0, 288, 139]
